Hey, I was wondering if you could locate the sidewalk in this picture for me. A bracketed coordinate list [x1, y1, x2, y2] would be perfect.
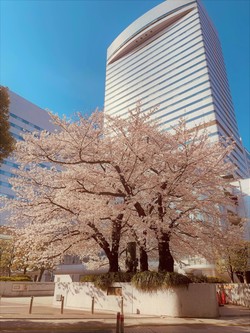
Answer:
[0, 296, 249, 332]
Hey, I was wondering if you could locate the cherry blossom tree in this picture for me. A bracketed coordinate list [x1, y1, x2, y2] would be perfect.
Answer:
[1, 105, 240, 272]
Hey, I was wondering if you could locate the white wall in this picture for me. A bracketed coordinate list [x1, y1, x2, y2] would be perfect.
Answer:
[54, 280, 219, 318]
[0, 282, 55, 297]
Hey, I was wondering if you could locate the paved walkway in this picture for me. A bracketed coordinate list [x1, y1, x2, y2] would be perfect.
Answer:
[0, 297, 249, 332]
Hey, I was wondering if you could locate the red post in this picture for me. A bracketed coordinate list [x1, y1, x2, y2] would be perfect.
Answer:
[116, 312, 120, 333]
[221, 290, 226, 305]
[217, 291, 224, 307]
[120, 313, 124, 333]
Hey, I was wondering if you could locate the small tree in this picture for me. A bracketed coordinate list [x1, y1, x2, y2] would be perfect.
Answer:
[0, 86, 15, 163]
[0, 238, 14, 276]
[216, 240, 250, 282]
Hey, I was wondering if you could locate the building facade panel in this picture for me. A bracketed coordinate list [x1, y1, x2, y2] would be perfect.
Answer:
[0, 91, 54, 206]
[104, 0, 249, 179]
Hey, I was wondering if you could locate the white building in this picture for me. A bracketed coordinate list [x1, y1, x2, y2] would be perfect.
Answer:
[0, 90, 54, 223]
[104, 0, 249, 179]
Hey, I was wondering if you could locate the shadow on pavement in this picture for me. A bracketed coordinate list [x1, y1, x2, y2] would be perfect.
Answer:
[0, 320, 114, 333]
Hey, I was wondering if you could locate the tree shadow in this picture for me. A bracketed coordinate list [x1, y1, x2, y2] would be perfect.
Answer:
[0, 320, 114, 333]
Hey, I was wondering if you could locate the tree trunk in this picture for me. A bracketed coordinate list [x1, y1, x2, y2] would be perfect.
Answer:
[139, 247, 148, 271]
[108, 252, 119, 272]
[89, 214, 123, 273]
[158, 232, 174, 272]
[108, 214, 122, 272]
[37, 267, 45, 282]
[126, 242, 137, 273]
[229, 265, 235, 283]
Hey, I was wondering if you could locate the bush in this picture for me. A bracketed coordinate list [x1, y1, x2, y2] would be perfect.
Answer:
[131, 271, 191, 292]
[206, 276, 228, 283]
[186, 273, 227, 283]
[80, 274, 98, 283]
[0, 275, 32, 281]
[186, 273, 208, 283]
[80, 272, 135, 291]
[163, 272, 191, 288]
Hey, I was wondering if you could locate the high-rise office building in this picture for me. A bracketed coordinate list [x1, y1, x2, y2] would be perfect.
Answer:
[0, 90, 54, 223]
[104, 0, 249, 179]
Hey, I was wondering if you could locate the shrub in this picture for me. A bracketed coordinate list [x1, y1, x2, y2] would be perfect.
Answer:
[80, 274, 98, 283]
[131, 271, 191, 292]
[163, 272, 191, 288]
[0, 275, 32, 281]
[186, 273, 208, 283]
[186, 273, 227, 283]
[206, 276, 228, 283]
[131, 271, 165, 292]
[80, 272, 135, 291]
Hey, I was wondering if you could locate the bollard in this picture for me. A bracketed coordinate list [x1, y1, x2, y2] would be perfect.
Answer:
[60, 295, 64, 314]
[116, 312, 120, 333]
[120, 296, 124, 315]
[29, 296, 34, 314]
[91, 296, 95, 314]
[120, 313, 124, 333]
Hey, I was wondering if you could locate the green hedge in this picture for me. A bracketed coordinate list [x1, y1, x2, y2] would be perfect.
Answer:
[131, 271, 191, 292]
[81, 271, 191, 292]
[0, 275, 32, 281]
[80, 271, 226, 292]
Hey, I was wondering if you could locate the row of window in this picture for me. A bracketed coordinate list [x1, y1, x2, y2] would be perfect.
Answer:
[212, 95, 239, 144]
[10, 132, 24, 141]
[147, 79, 211, 119]
[199, 9, 235, 117]
[107, 55, 207, 116]
[107, 9, 199, 77]
[0, 181, 12, 188]
[105, 55, 208, 113]
[202, 46, 237, 133]
[130, 70, 209, 117]
[108, 1, 197, 64]
[106, 38, 204, 105]
[116, 81, 212, 126]
[10, 112, 43, 131]
[0, 193, 14, 199]
[106, 23, 203, 95]
[10, 122, 29, 133]
[202, 31, 233, 110]
[158, 101, 213, 128]
[215, 121, 247, 171]
[108, 63, 208, 121]
[2, 160, 19, 169]
[0, 170, 14, 178]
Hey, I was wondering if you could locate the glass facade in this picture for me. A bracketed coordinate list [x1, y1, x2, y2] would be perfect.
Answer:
[0, 90, 54, 206]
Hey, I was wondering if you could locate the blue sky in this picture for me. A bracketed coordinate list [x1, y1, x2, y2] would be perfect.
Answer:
[0, 0, 249, 150]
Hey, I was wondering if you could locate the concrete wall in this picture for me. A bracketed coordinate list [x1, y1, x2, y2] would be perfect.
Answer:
[54, 282, 219, 318]
[0, 282, 55, 297]
[217, 284, 250, 308]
